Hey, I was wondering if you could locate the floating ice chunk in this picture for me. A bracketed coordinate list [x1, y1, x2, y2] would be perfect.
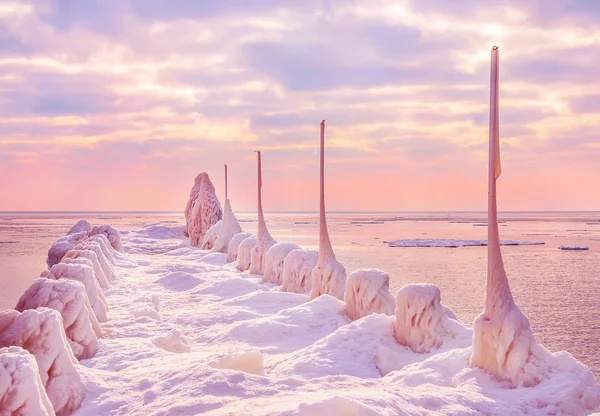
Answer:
[62, 249, 110, 289]
[46, 231, 88, 269]
[16, 279, 101, 360]
[212, 199, 243, 254]
[0, 308, 85, 415]
[393, 284, 455, 353]
[200, 220, 222, 250]
[281, 249, 318, 294]
[187, 172, 223, 247]
[262, 242, 301, 285]
[0, 346, 55, 416]
[228, 232, 252, 263]
[89, 224, 123, 252]
[384, 238, 545, 248]
[559, 245, 589, 251]
[310, 259, 346, 301]
[210, 351, 265, 376]
[48, 262, 109, 322]
[153, 329, 191, 353]
[236, 235, 257, 272]
[67, 219, 92, 235]
[344, 269, 395, 321]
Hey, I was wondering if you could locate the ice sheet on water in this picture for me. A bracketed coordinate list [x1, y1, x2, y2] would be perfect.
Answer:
[384, 238, 545, 248]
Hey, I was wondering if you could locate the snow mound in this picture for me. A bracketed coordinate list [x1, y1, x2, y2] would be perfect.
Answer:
[212, 199, 243, 254]
[187, 172, 223, 247]
[385, 238, 545, 248]
[67, 219, 92, 235]
[262, 242, 301, 285]
[310, 258, 346, 301]
[89, 224, 123, 252]
[210, 351, 265, 376]
[0, 346, 54, 416]
[393, 283, 456, 353]
[228, 232, 252, 263]
[200, 220, 222, 250]
[62, 249, 110, 289]
[153, 329, 191, 353]
[250, 236, 277, 275]
[15, 278, 101, 360]
[48, 262, 109, 322]
[154, 271, 203, 291]
[344, 269, 395, 321]
[559, 245, 589, 251]
[281, 249, 318, 294]
[0, 308, 84, 415]
[46, 231, 88, 269]
[236, 235, 257, 271]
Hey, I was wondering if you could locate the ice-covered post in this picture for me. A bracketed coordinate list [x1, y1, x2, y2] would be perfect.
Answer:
[225, 164, 228, 201]
[319, 120, 335, 264]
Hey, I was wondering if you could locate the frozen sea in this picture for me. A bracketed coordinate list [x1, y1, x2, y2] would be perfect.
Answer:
[1, 211, 599, 378]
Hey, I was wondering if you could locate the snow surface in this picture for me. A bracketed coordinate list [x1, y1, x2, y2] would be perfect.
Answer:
[344, 269, 395, 321]
[67, 220, 92, 236]
[200, 220, 222, 250]
[236, 234, 257, 271]
[280, 249, 318, 294]
[0, 346, 55, 416]
[262, 242, 301, 285]
[186, 172, 223, 247]
[89, 224, 124, 253]
[385, 238, 545, 248]
[212, 199, 243, 254]
[227, 232, 252, 263]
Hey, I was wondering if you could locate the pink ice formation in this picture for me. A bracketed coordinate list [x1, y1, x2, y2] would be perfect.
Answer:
[262, 242, 301, 285]
[280, 248, 319, 294]
[184, 172, 223, 247]
[228, 231, 252, 263]
[344, 269, 395, 321]
[213, 164, 244, 254]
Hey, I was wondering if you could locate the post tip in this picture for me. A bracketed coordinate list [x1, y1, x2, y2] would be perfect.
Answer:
[321, 120, 326, 124]
[492, 45, 499, 50]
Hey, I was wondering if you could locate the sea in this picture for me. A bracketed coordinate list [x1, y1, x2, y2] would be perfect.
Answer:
[1, 211, 599, 378]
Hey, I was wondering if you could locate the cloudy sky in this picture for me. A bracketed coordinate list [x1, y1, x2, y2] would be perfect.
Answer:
[1, 0, 599, 211]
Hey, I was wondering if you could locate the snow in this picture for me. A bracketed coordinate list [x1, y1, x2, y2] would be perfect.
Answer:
[236, 234, 257, 271]
[344, 269, 395, 321]
[46, 231, 88, 268]
[153, 329, 191, 353]
[0, 308, 85, 415]
[15, 278, 101, 360]
[281, 249, 318, 294]
[385, 238, 545, 248]
[67, 220, 92, 236]
[89, 224, 124, 252]
[227, 232, 252, 263]
[210, 351, 265, 375]
[212, 199, 243, 254]
[0, 346, 55, 416]
[200, 220, 222, 250]
[560, 245, 589, 251]
[262, 242, 301, 285]
[186, 172, 223, 247]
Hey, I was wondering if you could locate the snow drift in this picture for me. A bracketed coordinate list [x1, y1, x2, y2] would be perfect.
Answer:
[186, 172, 223, 247]
[236, 234, 257, 271]
[200, 220, 222, 250]
[344, 269, 395, 321]
[281, 248, 318, 294]
[262, 242, 301, 285]
[227, 232, 252, 263]
[212, 199, 243, 254]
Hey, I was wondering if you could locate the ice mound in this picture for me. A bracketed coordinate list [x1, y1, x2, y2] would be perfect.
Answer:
[187, 172, 223, 247]
[62, 249, 110, 289]
[200, 220, 222, 250]
[0, 308, 85, 415]
[385, 238, 545, 248]
[74, 241, 113, 283]
[559, 245, 589, 251]
[228, 232, 252, 263]
[210, 351, 265, 376]
[393, 284, 456, 353]
[48, 262, 109, 322]
[46, 231, 88, 268]
[236, 235, 257, 271]
[212, 199, 243, 254]
[154, 271, 203, 291]
[281, 249, 318, 294]
[15, 278, 101, 360]
[0, 346, 55, 416]
[88, 234, 117, 264]
[344, 269, 395, 321]
[67, 219, 92, 235]
[89, 224, 123, 252]
[262, 242, 301, 285]
[310, 258, 346, 301]
[153, 329, 191, 353]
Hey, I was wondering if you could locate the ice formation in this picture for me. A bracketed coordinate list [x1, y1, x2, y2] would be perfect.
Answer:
[393, 283, 454, 353]
[89, 224, 123, 252]
[310, 121, 347, 301]
[250, 151, 277, 275]
[15, 278, 101, 360]
[470, 47, 545, 387]
[236, 234, 257, 271]
[210, 351, 265, 376]
[75, 240, 114, 282]
[228, 232, 252, 263]
[88, 233, 117, 264]
[152, 329, 191, 353]
[46, 231, 88, 269]
[200, 220, 222, 250]
[63, 249, 110, 289]
[262, 242, 301, 285]
[281, 248, 318, 294]
[0, 308, 85, 415]
[0, 346, 55, 416]
[67, 219, 92, 235]
[186, 172, 223, 247]
[47, 262, 109, 322]
[213, 201, 243, 254]
[344, 269, 395, 321]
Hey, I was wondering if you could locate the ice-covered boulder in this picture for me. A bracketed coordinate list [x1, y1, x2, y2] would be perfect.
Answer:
[212, 199, 243, 254]
[281, 249, 318, 294]
[46, 231, 88, 269]
[187, 172, 223, 247]
[75, 240, 114, 280]
[200, 220, 222, 250]
[310, 259, 346, 301]
[236, 235, 257, 272]
[89, 224, 123, 252]
[262, 242, 301, 285]
[62, 250, 110, 290]
[48, 262, 108, 322]
[0, 308, 85, 415]
[393, 284, 455, 353]
[344, 269, 395, 321]
[87, 234, 116, 264]
[0, 346, 55, 416]
[16, 279, 101, 360]
[67, 220, 92, 236]
[227, 232, 252, 263]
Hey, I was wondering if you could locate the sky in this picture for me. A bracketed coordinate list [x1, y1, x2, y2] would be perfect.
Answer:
[1, 0, 600, 212]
